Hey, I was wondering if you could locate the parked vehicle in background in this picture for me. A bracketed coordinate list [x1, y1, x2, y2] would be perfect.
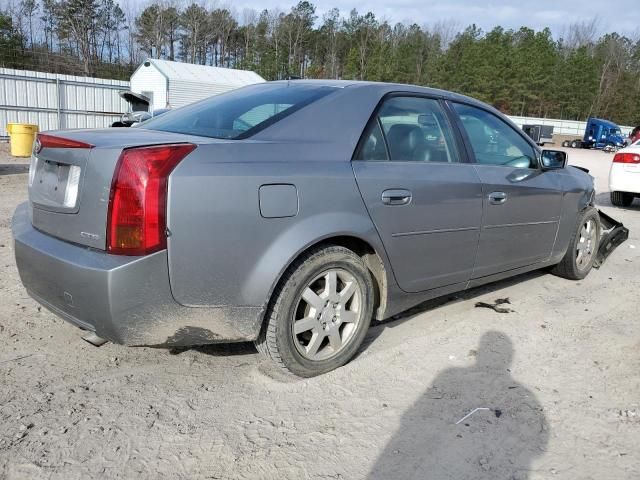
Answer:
[562, 117, 627, 151]
[609, 140, 640, 207]
[629, 126, 640, 144]
[111, 109, 171, 127]
[522, 124, 554, 146]
[12, 81, 628, 377]
[112, 91, 171, 127]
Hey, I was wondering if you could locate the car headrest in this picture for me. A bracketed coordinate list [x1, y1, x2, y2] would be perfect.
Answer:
[387, 124, 425, 160]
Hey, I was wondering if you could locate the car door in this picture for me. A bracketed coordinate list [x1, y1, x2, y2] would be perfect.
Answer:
[450, 102, 563, 278]
[352, 95, 483, 293]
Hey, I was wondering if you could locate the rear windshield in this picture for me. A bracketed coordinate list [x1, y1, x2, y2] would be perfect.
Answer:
[140, 83, 335, 139]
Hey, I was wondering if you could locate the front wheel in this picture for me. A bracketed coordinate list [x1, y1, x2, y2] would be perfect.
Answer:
[255, 246, 374, 377]
[551, 207, 600, 280]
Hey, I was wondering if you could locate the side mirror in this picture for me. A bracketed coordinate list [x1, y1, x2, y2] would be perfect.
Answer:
[541, 150, 567, 170]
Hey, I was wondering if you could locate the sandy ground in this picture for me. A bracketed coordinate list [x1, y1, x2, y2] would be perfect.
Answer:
[0, 141, 638, 480]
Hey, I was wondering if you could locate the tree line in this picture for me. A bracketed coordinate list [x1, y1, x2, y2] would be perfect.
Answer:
[0, 0, 639, 126]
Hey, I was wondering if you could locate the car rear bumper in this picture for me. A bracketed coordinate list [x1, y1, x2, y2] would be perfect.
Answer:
[609, 164, 640, 195]
[12, 202, 262, 346]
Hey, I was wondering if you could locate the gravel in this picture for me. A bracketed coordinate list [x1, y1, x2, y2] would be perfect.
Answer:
[0, 141, 638, 479]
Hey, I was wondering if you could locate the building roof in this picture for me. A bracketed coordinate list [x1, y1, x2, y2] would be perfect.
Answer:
[139, 59, 264, 87]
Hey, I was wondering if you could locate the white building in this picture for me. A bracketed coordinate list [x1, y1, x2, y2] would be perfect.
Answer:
[129, 59, 265, 112]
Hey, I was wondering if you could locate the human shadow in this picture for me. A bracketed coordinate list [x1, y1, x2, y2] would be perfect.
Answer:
[370, 331, 549, 480]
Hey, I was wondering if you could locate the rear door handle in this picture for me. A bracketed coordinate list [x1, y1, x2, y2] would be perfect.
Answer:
[382, 189, 412, 206]
[488, 191, 507, 205]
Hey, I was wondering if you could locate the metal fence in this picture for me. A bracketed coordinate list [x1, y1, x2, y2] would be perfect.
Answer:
[0, 67, 130, 138]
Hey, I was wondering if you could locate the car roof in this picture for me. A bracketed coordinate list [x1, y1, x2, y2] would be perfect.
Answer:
[252, 79, 532, 150]
[268, 79, 488, 109]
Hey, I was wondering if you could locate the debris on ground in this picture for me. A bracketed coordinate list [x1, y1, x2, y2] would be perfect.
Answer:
[455, 407, 503, 425]
[0, 353, 33, 364]
[455, 407, 491, 424]
[475, 298, 514, 313]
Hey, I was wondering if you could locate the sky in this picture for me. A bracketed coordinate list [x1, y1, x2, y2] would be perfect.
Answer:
[176, 0, 640, 37]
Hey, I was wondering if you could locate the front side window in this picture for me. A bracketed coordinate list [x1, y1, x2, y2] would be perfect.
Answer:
[356, 96, 460, 163]
[141, 84, 335, 139]
[453, 103, 537, 168]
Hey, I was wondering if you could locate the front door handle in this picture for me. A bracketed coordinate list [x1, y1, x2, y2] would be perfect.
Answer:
[489, 191, 507, 205]
[382, 189, 412, 206]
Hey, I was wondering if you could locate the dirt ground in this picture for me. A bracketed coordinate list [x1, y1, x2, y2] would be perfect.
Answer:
[0, 141, 638, 480]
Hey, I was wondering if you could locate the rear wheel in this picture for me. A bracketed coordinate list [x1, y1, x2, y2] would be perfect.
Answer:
[255, 246, 374, 377]
[562, 140, 570, 148]
[571, 140, 579, 148]
[551, 207, 600, 280]
[610, 191, 634, 207]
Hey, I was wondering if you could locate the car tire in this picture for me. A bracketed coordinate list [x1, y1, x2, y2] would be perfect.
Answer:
[255, 245, 374, 377]
[562, 140, 570, 147]
[551, 207, 601, 280]
[610, 191, 634, 207]
[571, 140, 579, 148]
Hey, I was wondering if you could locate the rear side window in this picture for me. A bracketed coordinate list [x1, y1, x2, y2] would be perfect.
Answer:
[141, 84, 335, 139]
[357, 120, 389, 161]
[355, 96, 460, 163]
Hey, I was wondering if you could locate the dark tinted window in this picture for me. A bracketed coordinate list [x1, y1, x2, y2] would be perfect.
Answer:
[141, 84, 335, 139]
[356, 120, 388, 161]
[356, 96, 460, 162]
[453, 103, 537, 168]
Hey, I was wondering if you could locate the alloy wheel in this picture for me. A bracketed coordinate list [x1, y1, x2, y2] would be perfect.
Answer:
[291, 268, 363, 361]
[576, 218, 597, 269]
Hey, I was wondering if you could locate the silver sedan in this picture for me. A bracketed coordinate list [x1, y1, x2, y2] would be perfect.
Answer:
[12, 80, 627, 376]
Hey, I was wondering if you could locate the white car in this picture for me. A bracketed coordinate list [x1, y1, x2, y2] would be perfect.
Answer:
[609, 140, 640, 207]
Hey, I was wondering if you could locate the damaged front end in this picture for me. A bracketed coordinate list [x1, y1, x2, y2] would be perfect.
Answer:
[594, 210, 630, 268]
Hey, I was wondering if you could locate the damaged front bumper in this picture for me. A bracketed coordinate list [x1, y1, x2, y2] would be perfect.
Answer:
[594, 210, 630, 268]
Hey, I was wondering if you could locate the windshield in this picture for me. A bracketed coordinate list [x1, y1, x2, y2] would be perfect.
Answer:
[140, 83, 335, 139]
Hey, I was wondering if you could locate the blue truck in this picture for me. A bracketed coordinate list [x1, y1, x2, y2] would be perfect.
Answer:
[562, 117, 627, 151]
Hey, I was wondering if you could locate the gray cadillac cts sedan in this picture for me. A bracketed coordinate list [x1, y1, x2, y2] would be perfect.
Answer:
[12, 80, 626, 376]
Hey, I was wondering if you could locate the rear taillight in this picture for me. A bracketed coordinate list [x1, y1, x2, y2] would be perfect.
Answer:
[107, 144, 196, 256]
[36, 133, 93, 151]
[613, 152, 640, 164]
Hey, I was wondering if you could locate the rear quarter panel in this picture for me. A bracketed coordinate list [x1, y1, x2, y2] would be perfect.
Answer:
[166, 152, 389, 308]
